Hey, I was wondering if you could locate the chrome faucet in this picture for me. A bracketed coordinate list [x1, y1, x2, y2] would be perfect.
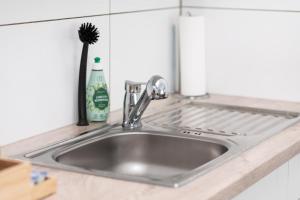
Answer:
[122, 75, 168, 129]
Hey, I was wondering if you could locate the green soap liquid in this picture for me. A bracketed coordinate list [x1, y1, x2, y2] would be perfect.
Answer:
[86, 69, 109, 122]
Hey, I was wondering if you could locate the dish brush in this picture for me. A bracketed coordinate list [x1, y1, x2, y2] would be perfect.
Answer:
[77, 22, 99, 126]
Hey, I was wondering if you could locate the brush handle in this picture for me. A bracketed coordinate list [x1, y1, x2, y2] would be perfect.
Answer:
[77, 42, 89, 126]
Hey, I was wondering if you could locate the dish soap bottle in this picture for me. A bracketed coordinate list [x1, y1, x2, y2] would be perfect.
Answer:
[87, 57, 109, 121]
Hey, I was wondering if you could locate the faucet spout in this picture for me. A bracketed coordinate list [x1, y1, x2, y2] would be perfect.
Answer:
[122, 75, 168, 129]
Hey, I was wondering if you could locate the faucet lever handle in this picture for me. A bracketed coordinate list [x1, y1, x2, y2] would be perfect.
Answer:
[125, 80, 145, 93]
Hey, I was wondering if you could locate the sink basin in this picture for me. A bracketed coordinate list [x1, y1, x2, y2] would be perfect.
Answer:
[55, 132, 228, 185]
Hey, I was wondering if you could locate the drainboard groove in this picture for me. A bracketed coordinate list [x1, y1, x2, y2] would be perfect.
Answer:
[211, 112, 253, 132]
[149, 107, 195, 124]
[161, 107, 196, 125]
[173, 107, 209, 126]
[182, 108, 219, 127]
[203, 111, 239, 128]
[144, 107, 180, 122]
[234, 115, 283, 135]
[172, 108, 216, 126]
[187, 109, 230, 128]
[248, 116, 289, 135]
[218, 113, 262, 133]
[171, 107, 207, 125]
[144, 102, 300, 137]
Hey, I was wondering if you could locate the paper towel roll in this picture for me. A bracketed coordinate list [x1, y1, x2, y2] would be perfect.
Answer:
[179, 16, 206, 96]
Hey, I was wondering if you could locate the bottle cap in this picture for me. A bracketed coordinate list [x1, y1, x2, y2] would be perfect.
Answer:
[94, 57, 101, 63]
[93, 57, 103, 70]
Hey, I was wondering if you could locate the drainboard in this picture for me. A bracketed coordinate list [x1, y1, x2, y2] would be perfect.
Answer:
[144, 102, 300, 136]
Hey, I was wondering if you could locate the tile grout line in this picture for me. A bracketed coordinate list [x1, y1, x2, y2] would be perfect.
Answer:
[179, 0, 183, 15]
[0, 7, 179, 27]
[183, 6, 300, 13]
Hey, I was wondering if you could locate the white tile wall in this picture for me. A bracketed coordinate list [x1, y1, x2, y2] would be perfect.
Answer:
[0, 0, 110, 25]
[110, 9, 179, 110]
[183, 0, 300, 11]
[1, 1, 180, 145]
[182, 8, 300, 102]
[0, 17, 110, 145]
[111, 0, 179, 13]
[5, 0, 300, 146]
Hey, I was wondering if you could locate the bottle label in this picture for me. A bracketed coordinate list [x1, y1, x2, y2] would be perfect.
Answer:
[93, 88, 109, 110]
[86, 70, 109, 121]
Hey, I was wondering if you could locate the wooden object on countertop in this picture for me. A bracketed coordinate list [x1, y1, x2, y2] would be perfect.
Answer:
[0, 158, 32, 200]
[0, 158, 56, 200]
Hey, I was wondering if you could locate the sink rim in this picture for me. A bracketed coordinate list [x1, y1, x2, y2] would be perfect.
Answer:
[14, 123, 241, 188]
[50, 129, 237, 187]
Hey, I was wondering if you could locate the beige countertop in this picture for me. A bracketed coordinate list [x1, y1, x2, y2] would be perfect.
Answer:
[3, 94, 300, 200]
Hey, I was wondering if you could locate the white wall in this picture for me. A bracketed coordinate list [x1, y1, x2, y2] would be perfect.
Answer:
[0, 1, 179, 145]
[0, 0, 110, 25]
[111, 0, 178, 13]
[183, 0, 300, 12]
[110, 10, 178, 110]
[182, 2, 300, 102]
[4, 0, 299, 146]
[0, 16, 110, 146]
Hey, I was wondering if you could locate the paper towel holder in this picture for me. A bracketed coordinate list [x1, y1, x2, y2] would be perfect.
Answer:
[178, 13, 209, 99]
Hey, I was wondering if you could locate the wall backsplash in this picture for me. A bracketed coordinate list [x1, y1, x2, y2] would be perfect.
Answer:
[2, 0, 300, 146]
[110, 10, 178, 110]
[182, 0, 300, 102]
[0, 0, 179, 145]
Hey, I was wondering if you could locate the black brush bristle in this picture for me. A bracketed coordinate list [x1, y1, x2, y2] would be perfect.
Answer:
[78, 22, 99, 44]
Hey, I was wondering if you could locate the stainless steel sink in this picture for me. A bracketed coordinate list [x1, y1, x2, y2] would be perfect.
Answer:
[14, 100, 300, 187]
[55, 132, 228, 185]
[16, 125, 237, 187]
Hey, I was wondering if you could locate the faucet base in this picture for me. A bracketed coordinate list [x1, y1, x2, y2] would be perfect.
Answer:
[122, 121, 142, 129]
